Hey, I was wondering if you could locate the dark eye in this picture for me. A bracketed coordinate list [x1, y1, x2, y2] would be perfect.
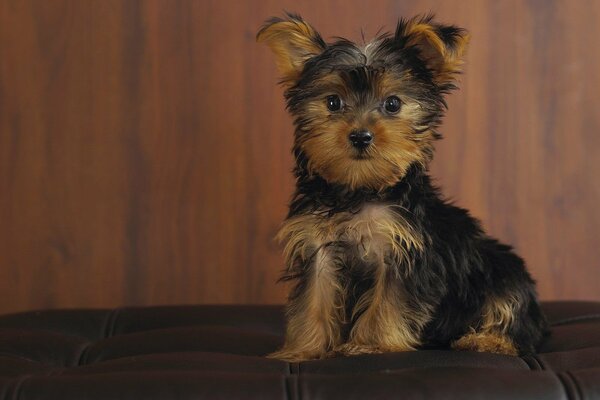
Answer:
[326, 95, 343, 112]
[383, 96, 402, 114]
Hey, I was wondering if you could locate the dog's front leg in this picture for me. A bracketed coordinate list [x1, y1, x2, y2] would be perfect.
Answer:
[268, 245, 346, 362]
[338, 257, 427, 355]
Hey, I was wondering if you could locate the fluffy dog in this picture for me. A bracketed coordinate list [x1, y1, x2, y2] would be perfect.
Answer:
[257, 13, 548, 362]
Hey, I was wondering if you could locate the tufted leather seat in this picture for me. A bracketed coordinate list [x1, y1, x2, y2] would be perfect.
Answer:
[0, 302, 598, 399]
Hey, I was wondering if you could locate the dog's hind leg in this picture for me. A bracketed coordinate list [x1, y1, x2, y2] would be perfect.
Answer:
[451, 294, 520, 355]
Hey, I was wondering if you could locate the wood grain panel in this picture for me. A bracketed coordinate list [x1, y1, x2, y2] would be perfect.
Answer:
[0, 0, 598, 315]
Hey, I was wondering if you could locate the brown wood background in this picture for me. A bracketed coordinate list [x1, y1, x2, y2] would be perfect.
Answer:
[0, 0, 599, 315]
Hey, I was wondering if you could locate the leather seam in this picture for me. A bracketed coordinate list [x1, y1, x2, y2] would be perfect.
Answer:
[530, 354, 545, 370]
[551, 314, 600, 326]
[565, 370, 585, 400]
[520, 354, 543, 370]
[103, 308, 122, 338]
[283, 362, 291, 400]
[0, 353, 39, 364]
[9, 375, 29, 400]
[296, 364, 303, 400]
[76, 342, 91, 366]
[283, 375, 289, 400]
[557, 371, 579, 400]
[286, 375, 298, 400]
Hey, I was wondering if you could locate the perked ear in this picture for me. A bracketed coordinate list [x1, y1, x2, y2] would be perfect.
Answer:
[396, 15, 470, 86]
[257, 13, 326, 85]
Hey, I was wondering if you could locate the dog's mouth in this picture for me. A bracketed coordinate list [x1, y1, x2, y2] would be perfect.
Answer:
[350, 149, 373, 160]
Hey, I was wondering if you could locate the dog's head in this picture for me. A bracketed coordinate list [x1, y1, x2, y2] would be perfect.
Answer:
[258, 13, 469, 190]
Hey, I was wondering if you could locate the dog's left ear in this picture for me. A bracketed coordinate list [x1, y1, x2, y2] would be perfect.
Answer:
[397, 15, 470, 86]
[257, 13, 326, 85]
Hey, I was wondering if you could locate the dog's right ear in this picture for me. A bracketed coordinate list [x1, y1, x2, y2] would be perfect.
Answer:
[395, 14, 469, 87]
[257, 13, 326, 85]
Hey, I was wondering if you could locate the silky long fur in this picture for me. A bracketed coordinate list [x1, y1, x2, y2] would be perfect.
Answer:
[259, 13, 548, 362]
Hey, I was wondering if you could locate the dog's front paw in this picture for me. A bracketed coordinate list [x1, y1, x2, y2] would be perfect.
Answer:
[332, 343, 384, 356]
[266, 348, 326, 362]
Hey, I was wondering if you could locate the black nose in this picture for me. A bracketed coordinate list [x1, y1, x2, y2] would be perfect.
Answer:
[349, 130, 373, 149]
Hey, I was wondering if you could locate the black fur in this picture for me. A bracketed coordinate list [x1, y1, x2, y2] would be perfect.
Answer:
[264, 13, 548, 356]
[287, 165, 548, 354]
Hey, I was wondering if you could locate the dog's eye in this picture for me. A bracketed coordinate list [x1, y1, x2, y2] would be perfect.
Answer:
[383, 96, 402, 114]
[326, 95, 343, 112]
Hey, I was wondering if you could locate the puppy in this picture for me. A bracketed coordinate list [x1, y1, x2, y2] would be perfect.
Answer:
[257, 13, 548, 362]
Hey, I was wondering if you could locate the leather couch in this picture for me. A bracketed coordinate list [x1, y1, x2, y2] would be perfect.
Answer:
[0, 302, 598, 399]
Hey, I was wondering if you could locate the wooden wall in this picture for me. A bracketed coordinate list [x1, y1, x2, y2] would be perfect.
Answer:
[0, 0, 598, 315]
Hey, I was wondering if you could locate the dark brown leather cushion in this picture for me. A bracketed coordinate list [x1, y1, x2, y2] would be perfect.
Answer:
[0, 302, 598, 399]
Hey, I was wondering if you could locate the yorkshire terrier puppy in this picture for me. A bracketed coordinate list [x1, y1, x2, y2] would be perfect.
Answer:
[257, 14, 548, 362]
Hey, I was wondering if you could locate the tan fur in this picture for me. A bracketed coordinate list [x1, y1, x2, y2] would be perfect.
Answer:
[268, 246, 346, 362]
[403, 19, 470, 85]
[256, 19, 324, 84]
[452, 295, 520, 355]
[480, 294, 520, 333]
[277, 204, 424, 274]
[258, 16, 468, 190]
[271, 204, 424, 361]
[260, 15, 472, 361]
[298, 85, 436, 190]
[337, 255, 433, 355]
[452, 330, 518, 356]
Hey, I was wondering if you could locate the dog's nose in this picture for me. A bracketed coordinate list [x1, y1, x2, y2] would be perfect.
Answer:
[349, 130, 373, 149]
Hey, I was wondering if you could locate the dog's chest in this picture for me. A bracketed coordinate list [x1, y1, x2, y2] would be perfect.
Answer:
[278, 204, 423, 267]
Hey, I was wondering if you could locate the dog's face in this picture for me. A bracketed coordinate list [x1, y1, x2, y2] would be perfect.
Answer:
[258, 14, 469, 190]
